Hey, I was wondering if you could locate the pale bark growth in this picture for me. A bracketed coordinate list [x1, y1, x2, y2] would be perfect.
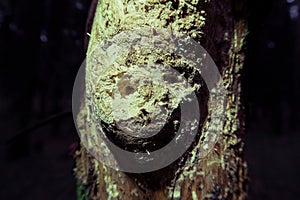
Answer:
[74, 0, 248, 199]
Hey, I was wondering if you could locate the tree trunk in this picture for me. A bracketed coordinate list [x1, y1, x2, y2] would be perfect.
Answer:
[74, 0, 248, 199]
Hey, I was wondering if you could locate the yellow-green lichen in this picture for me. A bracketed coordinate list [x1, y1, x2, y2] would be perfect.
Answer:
[104, 175, 119, 200]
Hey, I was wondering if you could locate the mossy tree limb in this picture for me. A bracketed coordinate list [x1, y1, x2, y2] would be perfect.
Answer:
[74, 0, 248, 199]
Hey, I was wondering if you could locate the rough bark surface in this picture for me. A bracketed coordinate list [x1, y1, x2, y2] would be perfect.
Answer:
[74, 0, 248, 199]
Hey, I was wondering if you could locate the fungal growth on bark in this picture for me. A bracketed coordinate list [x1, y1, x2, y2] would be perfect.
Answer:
[73, 0, 248, 199]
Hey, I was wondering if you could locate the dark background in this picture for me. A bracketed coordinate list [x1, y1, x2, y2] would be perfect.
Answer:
[0, 0, 299, 199]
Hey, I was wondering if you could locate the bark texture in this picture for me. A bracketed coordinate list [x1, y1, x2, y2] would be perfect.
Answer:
[74, 0, 248, 199]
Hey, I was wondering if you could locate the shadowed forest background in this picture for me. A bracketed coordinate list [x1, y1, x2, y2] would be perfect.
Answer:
[0, 0, 299, 199]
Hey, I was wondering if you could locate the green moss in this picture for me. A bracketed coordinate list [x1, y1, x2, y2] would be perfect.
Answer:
[77, 182, 89, 200]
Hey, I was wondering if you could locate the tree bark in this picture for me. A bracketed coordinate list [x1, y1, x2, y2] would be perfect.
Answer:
[74, 0, 248, 199]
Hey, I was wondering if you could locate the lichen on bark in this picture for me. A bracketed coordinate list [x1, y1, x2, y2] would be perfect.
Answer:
[74, 0, 248, 199]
